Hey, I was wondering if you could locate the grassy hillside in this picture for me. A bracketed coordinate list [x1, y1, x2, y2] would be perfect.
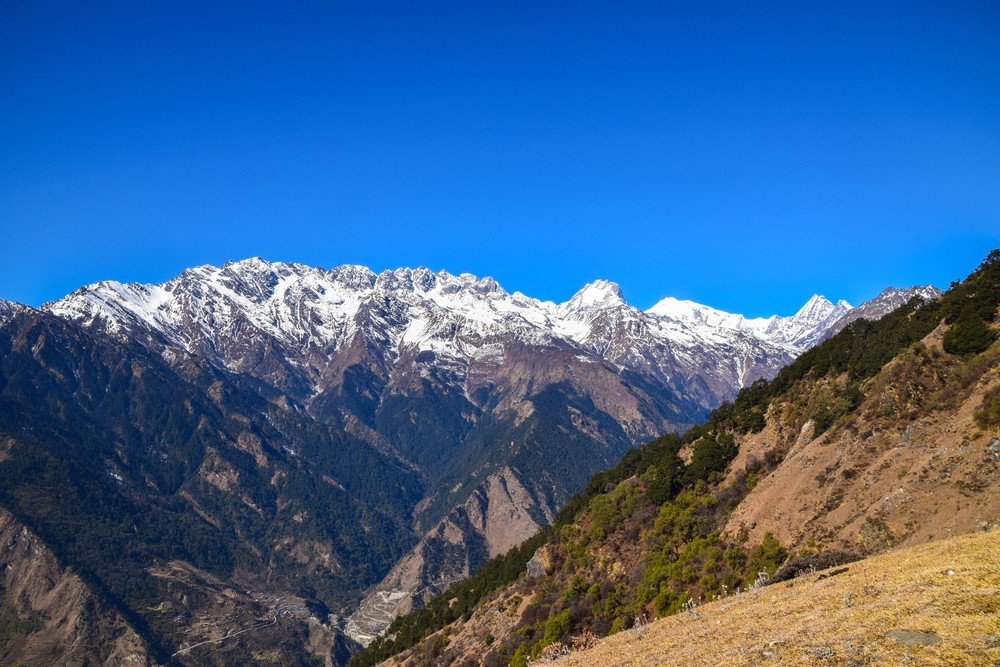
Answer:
[553, 528, 1000, 666]
[353, 250, 1000, 666]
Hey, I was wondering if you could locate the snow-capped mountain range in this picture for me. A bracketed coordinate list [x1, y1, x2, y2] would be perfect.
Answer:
[46, 259, 845, 356]
[46, 258, 934, 410]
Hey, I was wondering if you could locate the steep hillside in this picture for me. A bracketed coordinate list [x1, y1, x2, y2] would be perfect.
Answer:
[724, 324, 1000, 555]
[0, 507, 152, 666]
[551, 528, 1000, 666]
[0, 307, 411, 664]
[355, 251, 998, 667]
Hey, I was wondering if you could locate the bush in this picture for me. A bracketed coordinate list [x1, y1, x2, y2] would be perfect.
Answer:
[974, 387, 1000, 428]
[746, 532, 788, 581]
[540, 608, 572, 647]
[944, 306, 998, 357]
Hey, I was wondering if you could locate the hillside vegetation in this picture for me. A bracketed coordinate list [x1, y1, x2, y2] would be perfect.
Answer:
[555, 528, 1000, 666]
[354, 250, 1000, 666]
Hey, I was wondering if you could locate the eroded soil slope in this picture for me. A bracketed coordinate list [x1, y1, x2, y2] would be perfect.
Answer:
[725, 325, 1000, 555]
[0, 506, 151, 666]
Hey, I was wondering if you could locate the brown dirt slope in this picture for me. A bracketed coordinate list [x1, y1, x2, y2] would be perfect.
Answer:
[556, 527, 1000, 666]
[0, 506, 152, 666]
[724, 325, 1000, 556]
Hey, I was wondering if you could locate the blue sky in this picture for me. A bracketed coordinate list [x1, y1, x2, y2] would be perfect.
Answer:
[2, 2, 998, 317]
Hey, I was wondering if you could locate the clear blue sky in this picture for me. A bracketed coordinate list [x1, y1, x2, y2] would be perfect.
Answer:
[3, 2, 998, 317]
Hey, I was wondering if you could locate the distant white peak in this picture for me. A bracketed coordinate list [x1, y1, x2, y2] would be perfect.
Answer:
[175, 263, 212, 279]
[215, 260, 291, 300]
[645, 296, 694, 320]
[224, 256, 274, 272]
[456, 273, 505, 296]
[560, 280, 626, 314]
[795, 294, 831, 316]
[648, 296, 731, 324]
[648, 296, 781, 333]
[879, 285, 941, 301]
[46, 280, 173, 333]
[917, 284, 943, 298]
[374, 267, 437, 293]
[511, 291, 551, 311]
[849, 285, 941, 317]
[792, 294, 851, 324]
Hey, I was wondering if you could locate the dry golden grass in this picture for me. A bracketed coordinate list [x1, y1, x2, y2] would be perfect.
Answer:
[554, 529, 1000, 666]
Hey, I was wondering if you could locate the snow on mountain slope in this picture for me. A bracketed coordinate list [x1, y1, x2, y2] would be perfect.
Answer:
[0, 299, 28, 324]
[647, 293, 852, 352]
[646, 296, 770, 333]
[44, 259, 939, 410]
[819, 286, 944, 342]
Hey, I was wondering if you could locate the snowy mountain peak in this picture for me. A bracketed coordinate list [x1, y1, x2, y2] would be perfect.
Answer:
[0, 298, 28, 324]
[871, 285, 941, 304]
[327, 264, 378, 290]
[560, 280, 626, 314]
[646, 292, 859, 352]
[793, 294, 851, 325]
[799, 293, 831, 311]
[646, 297, 756, 330]
[814, 285, 943, 345]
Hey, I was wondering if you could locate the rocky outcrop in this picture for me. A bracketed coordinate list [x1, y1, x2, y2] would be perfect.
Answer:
[525, 546, 552, 579]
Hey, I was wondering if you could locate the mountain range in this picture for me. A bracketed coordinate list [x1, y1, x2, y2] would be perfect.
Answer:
[0, 259, 940, 663]
[356, 250, 1000, 667]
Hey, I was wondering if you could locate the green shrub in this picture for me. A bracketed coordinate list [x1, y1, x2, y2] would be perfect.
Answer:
[540, 608, 571, 647]
[746, 532, 787, 581]
[944, 306, 998, 357]
[974, 386, 1000, 428]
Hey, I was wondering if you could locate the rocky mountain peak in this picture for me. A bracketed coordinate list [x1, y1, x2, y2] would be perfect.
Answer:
[558, 280, 626, 316]
[792, 294, 846, 324]
[327, 264, 378, 290]
[870, 285, 942, 305]
[0, 298, 28, 323]
[817, 284, 943, 344]
[459, 273, 505, 296]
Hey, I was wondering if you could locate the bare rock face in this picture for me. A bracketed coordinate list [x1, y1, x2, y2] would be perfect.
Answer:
[465, 469, 551, 558]
[525, 547, 552, 579]
[0, 507, 152, 666]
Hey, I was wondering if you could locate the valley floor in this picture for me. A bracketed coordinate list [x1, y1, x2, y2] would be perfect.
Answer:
[549, 528, 1000, 666]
